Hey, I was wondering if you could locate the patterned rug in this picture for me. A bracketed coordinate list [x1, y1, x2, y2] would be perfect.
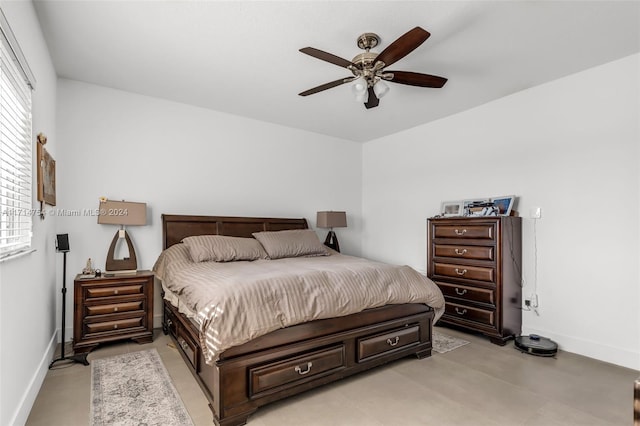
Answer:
[433, 330, 470, 354]
[91, 349, 194, 426]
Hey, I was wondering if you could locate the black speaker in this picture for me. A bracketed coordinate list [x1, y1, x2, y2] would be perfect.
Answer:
[56, 234, 70, 252]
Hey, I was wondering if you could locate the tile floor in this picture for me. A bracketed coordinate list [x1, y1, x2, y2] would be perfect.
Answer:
[26, 326, 638, 426]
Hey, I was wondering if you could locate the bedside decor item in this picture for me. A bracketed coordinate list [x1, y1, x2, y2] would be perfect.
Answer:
[316, 210, 347, 252]
[98, 198, 147, 273]
[50, 234, 89, 368]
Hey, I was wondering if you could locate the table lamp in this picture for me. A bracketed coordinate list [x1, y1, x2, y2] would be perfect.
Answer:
[316, 211, 347, 252]
[98, 199, 146, 274]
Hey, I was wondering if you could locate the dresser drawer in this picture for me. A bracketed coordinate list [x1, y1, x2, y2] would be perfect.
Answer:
[444, 302, 495, 327]
[357, 325, 420, 362]
[433, 244, 494, 261]
[433, 263, 495, 283]
[433, 224, 495, 240]
[249, 346, 345, 397]
[85, 316, 144, 334]
[85, 300, 143, 316]
[86, 284, 144, 299]
[437, 282, 495, 306]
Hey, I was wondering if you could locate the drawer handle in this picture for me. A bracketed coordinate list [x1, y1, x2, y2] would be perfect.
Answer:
[114, 290, 119, 295]
[455, 288, 467, 296]
[386, 336, 400, 347]
[167, 319, 173, 328]
[455, 307, 468, 315]
[178, 338, 189, 352]
[294, 362, 313, 375]
[454, 229, 467, 236]
[454, 248, 467, 255]
[455, 268, 467, 276]
[113, 307, 118, 312]
[113, 324, 118, 329]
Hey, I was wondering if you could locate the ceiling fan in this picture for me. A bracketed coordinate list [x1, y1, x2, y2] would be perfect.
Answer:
[298, 27, 448, 109]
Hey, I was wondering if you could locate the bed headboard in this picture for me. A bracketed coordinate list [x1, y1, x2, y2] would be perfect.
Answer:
[162, 214, 309, 249]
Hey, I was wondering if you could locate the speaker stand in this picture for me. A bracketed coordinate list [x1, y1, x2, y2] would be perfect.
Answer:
[49, 251, 89, 368]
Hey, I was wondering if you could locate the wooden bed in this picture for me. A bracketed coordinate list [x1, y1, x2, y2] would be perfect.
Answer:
[160, 214, 435, 426]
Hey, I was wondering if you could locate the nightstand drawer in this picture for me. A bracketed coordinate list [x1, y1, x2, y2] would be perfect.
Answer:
[85, 317, 144, 334]
[86, 284, 144, 299]
[86, 300, 144, 316]
[433, 244, 494, 261]
[433, 263, 495, 283]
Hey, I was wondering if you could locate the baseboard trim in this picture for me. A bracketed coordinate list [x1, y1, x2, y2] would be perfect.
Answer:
[522, 327, 639, 370]
[8, 330, 57, 425]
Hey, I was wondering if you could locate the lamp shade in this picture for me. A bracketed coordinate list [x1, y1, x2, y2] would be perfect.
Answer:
[373, 80, 390, 98]
[97, 200, 147, 226]
[316, 211, 347, 229]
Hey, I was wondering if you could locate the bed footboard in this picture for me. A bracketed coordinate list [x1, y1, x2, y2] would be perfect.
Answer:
[163, 299, 434, 426]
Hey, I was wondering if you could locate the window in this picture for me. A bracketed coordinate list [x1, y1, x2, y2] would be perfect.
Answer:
[0, 9, 35, 259]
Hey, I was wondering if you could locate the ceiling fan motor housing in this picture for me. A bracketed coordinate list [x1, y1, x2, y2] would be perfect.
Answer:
[356, 33, 380, 50]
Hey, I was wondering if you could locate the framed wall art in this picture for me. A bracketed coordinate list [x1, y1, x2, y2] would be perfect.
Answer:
[37, 133, 56, 206]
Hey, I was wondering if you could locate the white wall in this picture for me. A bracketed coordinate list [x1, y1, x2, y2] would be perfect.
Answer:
[0, 1, 59, 425]
[56, 79, 362, 332]
[362, 54, 640, 370]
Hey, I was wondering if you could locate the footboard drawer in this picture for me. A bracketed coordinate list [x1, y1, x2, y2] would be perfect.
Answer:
[249, 346, 345, 397]
[357, 325, 421, 362]
[176, 332, 198, 370]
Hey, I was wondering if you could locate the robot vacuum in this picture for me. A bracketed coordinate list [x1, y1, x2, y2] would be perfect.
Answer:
[514, 334, 558, 357]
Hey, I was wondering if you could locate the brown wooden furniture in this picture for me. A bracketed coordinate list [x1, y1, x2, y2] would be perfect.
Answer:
[160, 214, 435, 426]
[635, 376, 640, 426]
[73, 270, 154, 359]
[427, 216, 522, 345]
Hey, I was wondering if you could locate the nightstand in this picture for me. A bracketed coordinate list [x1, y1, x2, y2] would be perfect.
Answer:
[73, 270, 154, 359]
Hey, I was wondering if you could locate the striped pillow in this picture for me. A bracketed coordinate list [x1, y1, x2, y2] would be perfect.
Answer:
[182, 235, 268, 262]
[252, 229, 328, 259]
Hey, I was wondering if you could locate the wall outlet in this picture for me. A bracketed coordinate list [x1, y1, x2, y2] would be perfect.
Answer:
[530, 294, 539, 308]
[530, 207, 542, 219]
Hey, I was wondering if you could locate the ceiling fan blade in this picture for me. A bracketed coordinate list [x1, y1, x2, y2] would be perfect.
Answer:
[298, 78, 350, 96]
[364, 87, 379, 109]
[374, 27, 430, 68]
[299, 47, 355, 69]
[386, 71, 447, 88]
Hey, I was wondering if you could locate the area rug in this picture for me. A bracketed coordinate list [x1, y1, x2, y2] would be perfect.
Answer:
[90, 349, 194, 426]
[433, 330, 470, 354]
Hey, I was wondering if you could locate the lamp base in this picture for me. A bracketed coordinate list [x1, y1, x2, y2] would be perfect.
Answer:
[105, 229, 138, 272]
[324, 231, 341, 253]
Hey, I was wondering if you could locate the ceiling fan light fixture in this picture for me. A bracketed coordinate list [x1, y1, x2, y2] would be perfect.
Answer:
[351, 77, 369, 102]
[373, 80, 390, 98]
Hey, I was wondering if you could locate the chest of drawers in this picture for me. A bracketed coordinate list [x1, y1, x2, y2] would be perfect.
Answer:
[427, 217, 522, 345]
[73, 271, 154, 354]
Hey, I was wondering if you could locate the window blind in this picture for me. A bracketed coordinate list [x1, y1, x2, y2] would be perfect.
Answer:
[0, 10, 34, 259]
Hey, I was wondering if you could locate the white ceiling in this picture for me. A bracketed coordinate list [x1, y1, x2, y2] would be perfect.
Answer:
[33, 1, 640, 143]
